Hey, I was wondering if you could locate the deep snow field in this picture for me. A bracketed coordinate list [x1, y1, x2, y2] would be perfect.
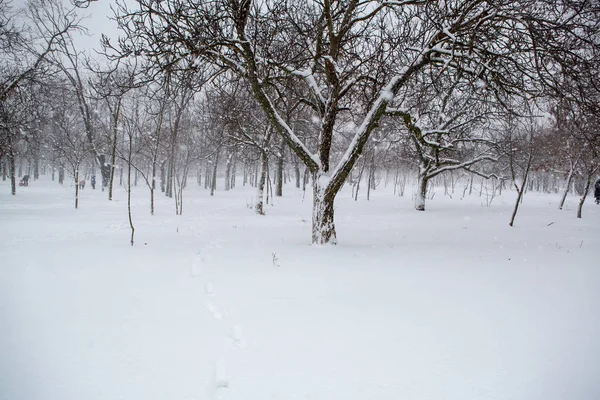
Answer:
[1, 175, 599, 400]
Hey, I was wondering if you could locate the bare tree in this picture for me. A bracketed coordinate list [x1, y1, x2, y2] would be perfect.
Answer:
[47, 86, 89, 209]
[0, 0, 82, 194]
[114, 0, 552, 244]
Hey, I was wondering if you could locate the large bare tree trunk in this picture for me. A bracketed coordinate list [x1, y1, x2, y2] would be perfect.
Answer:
[312, 174, 336, 244]
[415, 171, 428, 211]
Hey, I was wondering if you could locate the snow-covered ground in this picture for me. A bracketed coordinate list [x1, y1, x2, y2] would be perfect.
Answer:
[1, 176, 599, 400]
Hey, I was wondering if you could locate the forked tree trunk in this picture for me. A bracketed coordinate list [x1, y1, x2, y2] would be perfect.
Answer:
[312, 174, 336, 245]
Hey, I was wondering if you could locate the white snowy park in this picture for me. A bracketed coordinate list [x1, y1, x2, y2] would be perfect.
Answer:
[1, 176, 599, 400]
[3, 0, 600, 399]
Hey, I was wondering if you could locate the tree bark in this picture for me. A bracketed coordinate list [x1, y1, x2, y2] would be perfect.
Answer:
[74, 168, 79, 209]
[225, 152, 233, 191]
[415, 172, 428, 211]
[33, 152, 39, 180]
[509, 159, 533, 227]
[8, 142, 16, 195]
[108, 102, 121, 201]
[577, 167, 598, 219]
[558, 164, 575, 210]
[210, 152, 219, 196]
[204, 160, 211, 189]
[275, 138, 285, 197]
[312, 174, 337, 244]
[294, 160, 300, 189]
[127, 131, 135, 245]
[255, 151, 268, 215]
[58, 164, 64, 185]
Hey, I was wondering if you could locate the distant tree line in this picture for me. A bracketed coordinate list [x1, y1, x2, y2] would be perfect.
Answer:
[1, 0, 599, 243]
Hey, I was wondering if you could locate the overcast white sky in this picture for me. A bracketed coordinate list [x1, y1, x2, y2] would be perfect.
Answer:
[67, 0, 122, 54]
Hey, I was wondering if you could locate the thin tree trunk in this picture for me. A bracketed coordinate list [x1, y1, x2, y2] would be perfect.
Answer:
[127, 133, 135, 245]
[559, 164, 576, 210]
[166, 155, 174, 197]
[225, 152, 233, 191]
[74, 168, 79, 209]
[294, 160, 300, 189]
[33, 153, 39, 180]
[108, 104, 120, 200]
[58, 164, 64, 185]
[275, 139, 284, 197]
[160, 161, 166, 192]
[210, 152, 219, 196]
[205, 160, 211, 189]
[302, 167, 309, 192]
[468, 173, 474, 195]
[255, 152, 268, 215]
[509, 151, 533, 227]
[8, 144, 16, 195]
[231, 158, 236, 189]
[577, 167, 598, 219]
